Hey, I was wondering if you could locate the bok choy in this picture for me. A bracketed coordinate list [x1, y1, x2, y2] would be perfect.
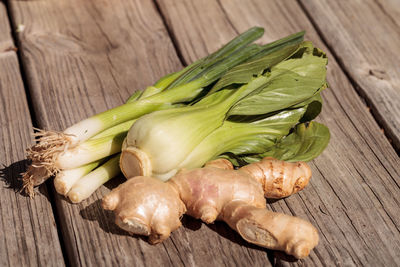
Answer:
[120, 41, 329, 181]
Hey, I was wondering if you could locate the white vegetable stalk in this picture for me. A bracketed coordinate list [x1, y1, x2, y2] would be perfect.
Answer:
[91, 119, 135, 139]
[178, 108, 307, 170]
[68, 154, 121, 203]
[55, 131, 125, 170]
[54, 160, 102, 196]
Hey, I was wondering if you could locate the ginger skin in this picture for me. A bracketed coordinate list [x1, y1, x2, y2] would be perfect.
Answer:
[170, 167, 265, 224]
[239, 157, 312, 199]
[222, 201, 318, 259]
[102, 176, 186, 244]
[102, 158, 317, 259]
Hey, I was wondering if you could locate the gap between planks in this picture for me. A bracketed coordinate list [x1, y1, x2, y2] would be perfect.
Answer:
[153, 0, 188, 66]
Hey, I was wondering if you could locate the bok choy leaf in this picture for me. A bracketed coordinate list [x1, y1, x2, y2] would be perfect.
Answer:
[229, 121, 330, 164]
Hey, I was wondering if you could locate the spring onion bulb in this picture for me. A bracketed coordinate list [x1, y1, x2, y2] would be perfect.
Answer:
[67, 154, 121, 203]
[54, 160, 102, 195]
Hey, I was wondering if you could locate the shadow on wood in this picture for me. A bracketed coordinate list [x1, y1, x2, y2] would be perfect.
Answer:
[203, 220, 280, 264]
[206, 220, 300, 264]
[266, 198, 281, 204]
[180, 215, 202, 231]
[181, 213, 281, 265]
[0, 159, 52, 201]
[79, 198, 162, 244]
[79, 199, 131, 236]
[103, 173, 125, 191]
[273, 251, 299, 263]
[0, 159, 26, 191]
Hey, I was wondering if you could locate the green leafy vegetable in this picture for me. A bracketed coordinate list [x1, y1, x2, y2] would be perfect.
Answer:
[121, 39, 330, 181]
[210, 31, 305, 93]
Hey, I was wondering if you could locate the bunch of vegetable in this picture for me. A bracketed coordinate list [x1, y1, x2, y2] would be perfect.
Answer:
[22, 26, 331, 259]
[23, 26, 329, 205]
[23, 26, 267, 198]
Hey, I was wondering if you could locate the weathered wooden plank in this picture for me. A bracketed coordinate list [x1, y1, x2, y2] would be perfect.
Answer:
[376, 0, 400, 24]
[8, 0, 273, 266]
[298, 0, 400, 151]
[0, 2, 64, 266]
[157, 0, 400, 266]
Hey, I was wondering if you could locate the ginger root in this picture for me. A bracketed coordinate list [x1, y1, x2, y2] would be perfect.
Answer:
[239, 157, 311, 199]
[222, 201, 318, 259]
[102, 157, 317, 259]
[102, 176, 186, 244]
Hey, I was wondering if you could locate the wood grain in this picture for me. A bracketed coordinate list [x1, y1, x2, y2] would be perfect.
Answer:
[8, 0, 272, 266]
[157, 0, 400, 266]
[0, 2, 64, 266]
[299, 0, 400, 151]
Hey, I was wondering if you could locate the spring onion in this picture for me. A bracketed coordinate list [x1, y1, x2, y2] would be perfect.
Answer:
[54, 160, 103, 195]
[67, 154, 121, 203]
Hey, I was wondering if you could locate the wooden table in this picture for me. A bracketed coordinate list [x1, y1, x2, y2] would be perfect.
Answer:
[1, 0, 399, 266]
